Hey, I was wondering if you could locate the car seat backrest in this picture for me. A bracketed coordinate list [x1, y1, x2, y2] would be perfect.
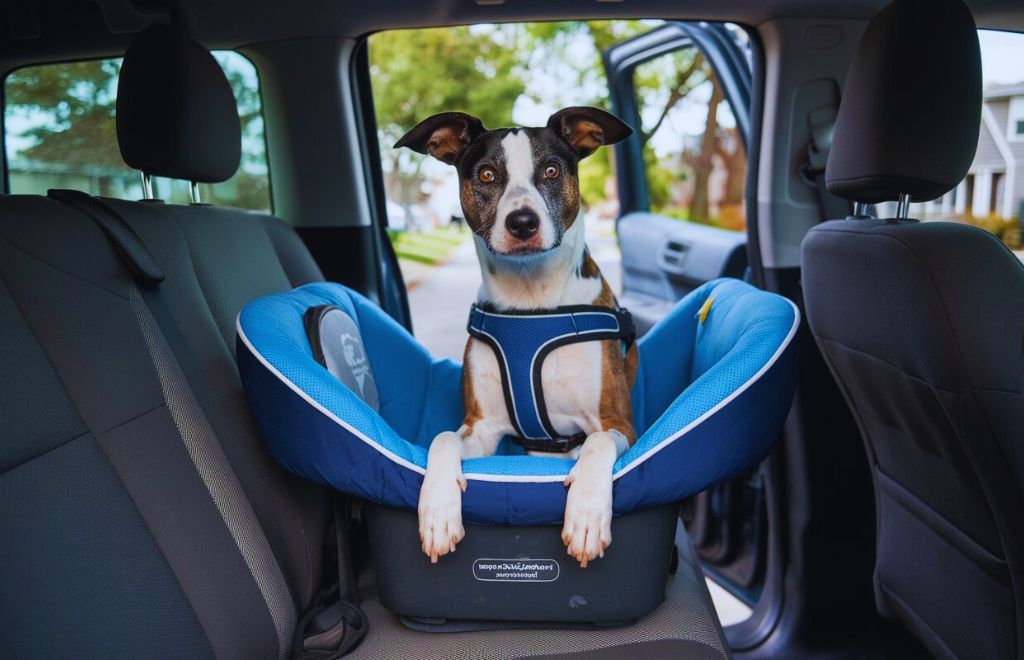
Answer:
[0, 25, 332, 659]
[802, 1, 1024, 658]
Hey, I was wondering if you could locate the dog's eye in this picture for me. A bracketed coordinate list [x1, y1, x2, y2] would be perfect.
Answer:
[479, 168, 496, 183]
[543, 163, 560, 179]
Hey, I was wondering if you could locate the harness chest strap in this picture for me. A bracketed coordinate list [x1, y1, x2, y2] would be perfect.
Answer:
[466, 303, 635, 452]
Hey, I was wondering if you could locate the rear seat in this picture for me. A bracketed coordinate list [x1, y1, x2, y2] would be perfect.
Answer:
[0, 26, 331, 659]
[1, 23, 733, 660]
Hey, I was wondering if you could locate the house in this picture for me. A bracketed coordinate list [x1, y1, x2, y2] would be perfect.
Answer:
[925, 82, 1024, 220]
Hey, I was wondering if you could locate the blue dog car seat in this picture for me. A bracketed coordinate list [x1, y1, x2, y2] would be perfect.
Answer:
[236, 278, 799, 526]
[237, 278, 798, 626]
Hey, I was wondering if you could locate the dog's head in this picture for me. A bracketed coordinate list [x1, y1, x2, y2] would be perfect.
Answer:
[395, 107, 632, 256]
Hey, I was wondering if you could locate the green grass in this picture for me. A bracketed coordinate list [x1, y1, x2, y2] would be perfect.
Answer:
[389, 228, 468, 265]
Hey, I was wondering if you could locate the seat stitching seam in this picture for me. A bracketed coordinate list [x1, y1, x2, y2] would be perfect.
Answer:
[0, 233, 131, 301]
[815, 336, 1021, 396]
[93, 400, 168, 438]
[0, 430, 92, 477]
[160, 210, 235, 355]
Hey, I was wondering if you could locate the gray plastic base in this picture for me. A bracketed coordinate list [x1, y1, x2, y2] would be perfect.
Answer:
[365, 503, 678, 629]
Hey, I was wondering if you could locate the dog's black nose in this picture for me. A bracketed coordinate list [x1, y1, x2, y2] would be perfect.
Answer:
[505, 209, 540, 240]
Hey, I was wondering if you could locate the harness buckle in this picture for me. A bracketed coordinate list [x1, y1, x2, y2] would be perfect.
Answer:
[512, 433, 587, 453]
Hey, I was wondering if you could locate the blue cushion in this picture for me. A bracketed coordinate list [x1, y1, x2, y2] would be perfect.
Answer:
[237, 278, 799, 526]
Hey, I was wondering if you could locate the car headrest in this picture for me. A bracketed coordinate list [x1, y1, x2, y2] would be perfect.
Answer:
[116, 25, 241, 183]
[825, 0, 981, 204]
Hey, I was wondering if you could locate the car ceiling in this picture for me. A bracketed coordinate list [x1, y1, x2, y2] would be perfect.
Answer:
[1, 0, 1022, 64]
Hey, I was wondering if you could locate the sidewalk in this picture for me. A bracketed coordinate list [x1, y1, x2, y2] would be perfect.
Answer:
[404, 239, 481, 361]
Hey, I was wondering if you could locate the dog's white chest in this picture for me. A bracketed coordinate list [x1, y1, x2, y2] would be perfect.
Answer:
[539, 341, 603, 436]
[466, 338, 603, 439]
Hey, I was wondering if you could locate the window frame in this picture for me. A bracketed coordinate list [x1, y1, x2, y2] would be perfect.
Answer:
[603, 22, 753, 224]
[1007, 96, 1024, 143]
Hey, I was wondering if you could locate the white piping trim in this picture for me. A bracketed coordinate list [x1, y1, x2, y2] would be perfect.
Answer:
[476, 309, 619, 321]
[237, 317, 427, 476]
[610, 298, 801, 481]
[236, 297, 801, 485]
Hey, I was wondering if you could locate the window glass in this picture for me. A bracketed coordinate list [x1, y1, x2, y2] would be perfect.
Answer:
[632, 37, 748, 231]
[900, 30, 1024, 255]
[4, 52, 270, 210]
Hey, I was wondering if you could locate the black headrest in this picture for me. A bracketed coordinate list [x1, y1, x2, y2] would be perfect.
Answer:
[825, 0, 981, 203]
[116, 25, 241, 183]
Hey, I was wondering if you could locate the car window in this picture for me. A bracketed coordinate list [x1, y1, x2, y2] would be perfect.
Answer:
[891, 29, 1024, 256]
[631, 37, 748, 231]
[3, 52, 271, 211]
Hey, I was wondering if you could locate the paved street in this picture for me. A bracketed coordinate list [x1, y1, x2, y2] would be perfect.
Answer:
[405, 217, 623, 362]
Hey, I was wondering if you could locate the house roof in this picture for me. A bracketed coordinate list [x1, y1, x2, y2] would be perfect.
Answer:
[972, 93, 1024, 171]
[984, 82, 1024, 100]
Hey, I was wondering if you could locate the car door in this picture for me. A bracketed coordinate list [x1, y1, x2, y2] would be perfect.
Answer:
[603, 23, 766, 608]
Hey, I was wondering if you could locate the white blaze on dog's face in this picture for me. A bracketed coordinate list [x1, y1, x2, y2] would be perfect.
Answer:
[395, 107, 632, 257]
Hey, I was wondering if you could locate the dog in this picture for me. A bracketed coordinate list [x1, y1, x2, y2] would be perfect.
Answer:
[395, 107, 637, 567]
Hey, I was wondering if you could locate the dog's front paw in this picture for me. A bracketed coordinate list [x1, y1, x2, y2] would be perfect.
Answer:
[418, 466, 467, 563]
[561, 461, 613, 568]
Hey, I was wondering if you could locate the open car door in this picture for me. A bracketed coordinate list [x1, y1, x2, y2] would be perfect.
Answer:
[603, 23, 766, 612]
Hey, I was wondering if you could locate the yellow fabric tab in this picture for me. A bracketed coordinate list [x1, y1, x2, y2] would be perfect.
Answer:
[698, 296, 714, 324]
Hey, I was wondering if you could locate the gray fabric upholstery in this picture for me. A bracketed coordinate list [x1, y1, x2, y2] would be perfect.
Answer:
[103, 198, 331, 612]
[0, 193, 330, 658]
[802, 218, 1024, 659]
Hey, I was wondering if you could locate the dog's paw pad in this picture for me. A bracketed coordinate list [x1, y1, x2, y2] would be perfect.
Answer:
[562, 482, 612, 568]
[418, 473, 466, 562]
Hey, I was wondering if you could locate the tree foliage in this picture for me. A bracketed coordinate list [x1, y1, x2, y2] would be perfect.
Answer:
[370, 26, 526, 208]
[398, 18, 749, 228]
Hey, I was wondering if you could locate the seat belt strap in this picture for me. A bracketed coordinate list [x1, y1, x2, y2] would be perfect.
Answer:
[290, 498, 368, 659]
[48, 188, 298, 659]
[801, 105, 853, 220]
[49, 189, 366, 658]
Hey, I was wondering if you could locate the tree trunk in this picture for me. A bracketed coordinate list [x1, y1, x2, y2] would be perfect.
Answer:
[718, 129, 747, 205]
[689, 77, 724, 224]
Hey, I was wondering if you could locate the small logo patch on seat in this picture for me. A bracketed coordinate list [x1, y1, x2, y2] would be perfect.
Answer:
[305, 305, 380, 411]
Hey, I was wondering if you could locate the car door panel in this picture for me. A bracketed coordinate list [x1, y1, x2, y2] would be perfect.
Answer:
[618, 212, 746, 334]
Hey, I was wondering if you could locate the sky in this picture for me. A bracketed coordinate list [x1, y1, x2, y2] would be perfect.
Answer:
[979, 30, 1024, 87]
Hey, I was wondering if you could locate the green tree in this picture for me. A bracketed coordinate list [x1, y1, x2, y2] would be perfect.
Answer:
[370, 26, 525, 211]
[6, 59, 123, 167]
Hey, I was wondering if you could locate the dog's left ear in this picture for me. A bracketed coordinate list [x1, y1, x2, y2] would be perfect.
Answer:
[547, 107, 633, 159]
[394, 112, 486, 165]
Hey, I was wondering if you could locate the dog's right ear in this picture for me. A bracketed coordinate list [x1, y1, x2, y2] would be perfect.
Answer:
[394, 112, 486, 165]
